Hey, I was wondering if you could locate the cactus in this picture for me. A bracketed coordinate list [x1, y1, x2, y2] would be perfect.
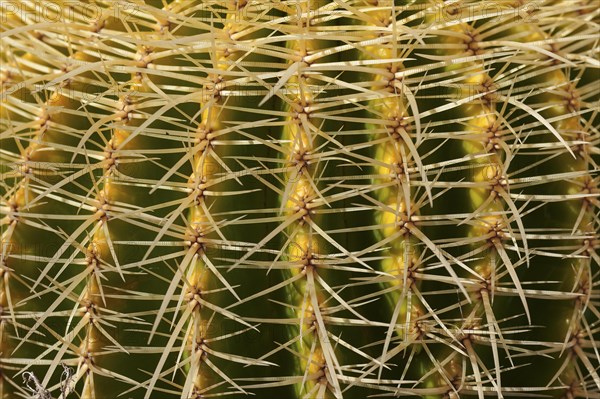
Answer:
[1, 1, 598, 398]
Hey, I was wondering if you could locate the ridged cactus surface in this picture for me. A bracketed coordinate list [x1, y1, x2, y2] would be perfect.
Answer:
[1, 1, 599, 398]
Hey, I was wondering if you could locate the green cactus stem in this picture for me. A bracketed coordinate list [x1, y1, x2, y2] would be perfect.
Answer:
[1, 1, 598, 399]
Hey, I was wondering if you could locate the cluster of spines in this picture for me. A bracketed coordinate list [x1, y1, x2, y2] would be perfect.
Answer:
[363, 1, 431, 387]
[1, 1, 598, 399]
[434, 7, 521, 397]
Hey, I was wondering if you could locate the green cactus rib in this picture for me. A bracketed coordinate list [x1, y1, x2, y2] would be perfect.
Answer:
[435, 12, 520, 397]
[512, 11, 600, 392]
[279, 3, 332, 396]
[1, 1, 599, 399]
[361, 5, 435, 390]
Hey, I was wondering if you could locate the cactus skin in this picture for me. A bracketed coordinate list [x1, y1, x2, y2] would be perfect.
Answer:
[0, 1, 598, 399]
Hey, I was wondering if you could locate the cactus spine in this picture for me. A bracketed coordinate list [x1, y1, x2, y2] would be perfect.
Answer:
[1, 1, 598, 399]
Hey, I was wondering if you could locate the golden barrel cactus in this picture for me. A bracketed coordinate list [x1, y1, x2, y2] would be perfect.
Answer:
[0, 1, 598, 398]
